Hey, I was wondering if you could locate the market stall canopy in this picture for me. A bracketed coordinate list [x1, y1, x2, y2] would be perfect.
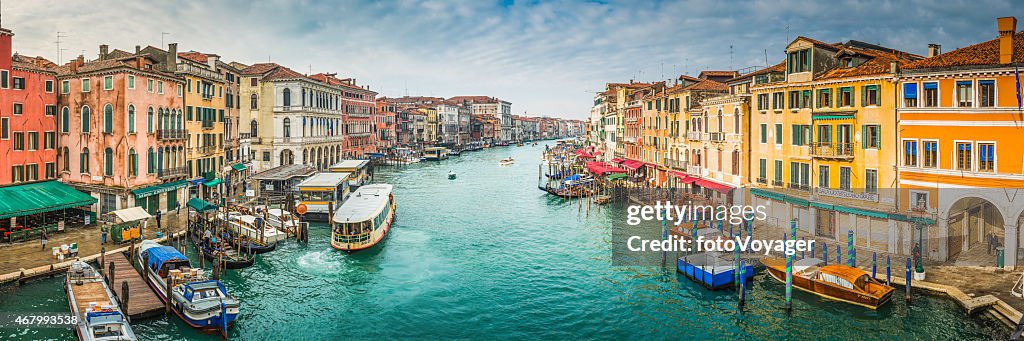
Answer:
[605, 173, 628, 181]
[0, 181, 97, 219]
[585, 161, 627, 176]
[186, 198, 219, 213]
[231, 163, 247, 171]
[574, 149, 594, 158]
[202, 178, 224, 187]
[621, 160, 643, 170]
[694, 179, 734, 194]
[108, 206, 152, 223]
[669, 171, 699, 184]
[610, 158, 624, 164]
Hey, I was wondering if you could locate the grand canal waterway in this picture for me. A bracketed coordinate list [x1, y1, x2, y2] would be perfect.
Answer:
[0, 144, 1008, 340]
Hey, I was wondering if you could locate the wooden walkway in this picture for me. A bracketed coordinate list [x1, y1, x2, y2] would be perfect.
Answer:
[101, 252, 164, 320]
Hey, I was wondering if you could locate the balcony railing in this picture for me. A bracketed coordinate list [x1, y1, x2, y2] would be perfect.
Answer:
[195, 145, 217, 155]
[158, 167, 187, 179]
[664, 159, 688, 170]
[201, 120, 216, 129]
[809, 142, 854, 159]
[788, 183, 811, 191]
[157, 129, 186, 140]
[756, 177, 767, 184]
[686, 132, 705, 141]
[708, 132, 726, 142]
[771, 179, 784, 187]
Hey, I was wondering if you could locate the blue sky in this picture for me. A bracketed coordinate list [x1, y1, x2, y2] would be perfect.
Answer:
[5, 0, 1023, 119]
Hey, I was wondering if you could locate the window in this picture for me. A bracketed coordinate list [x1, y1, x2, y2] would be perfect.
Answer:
[791, 124, 811, 146]
[81, 106, 91, 133]
[862, 85, 880, 106]
[61, 107, 69, 133]
[774, 160, 783, 183]
[818, 165, 830, 188]
[12, 77, 24, 89]
[62, 147, 69, 171]
[865, 169, 878, 194]
[127, 105, 136, 133]
[45, 105, 56, 116]
[250, 77, 258, 86]
[979, 80, 995, 107]
[128, 75, 135, 89]
[147, 79, 153, 92]
[103, 104, 114, 133]
[839, 87, 853, 107]
[789, 162, 810, 190]
[788, 49, 810, 73]
[954, 81, 974, 107]
[759, 124, 767, 143]
[772, 92, 784, 110]
[956, 142, 972, 171]
[10, 165, 21, 183]
[147, 148, 155, 174]
[923, 82, 938, 107]
[0, 70, 7, 88]
[44, 80, 54, 93]
[263, 151, 271, 161]
[251, 120, 259, 137]
[283, 118, 291, 137]
[80, 148, 90, 173]
[911, 191, 929, 210]
[818, 89, 832, 108]
[758, 158, 767, 182]
[27, 132, 37, 150]
[13, 103, 21, 115]
[12, 132, 23, 150]
[839, 167, 851, 191]
[283, 88, 291, 107]
[789, 91, 799, 109]
[817, 125, 832, 144]
[44, 132, 55, 149]
[903, 140, 918, 166]
[61, 80, 69, 94]
[128, 149, 138, 177]
[862, 125, 880, 149]
[775, 123, 783, 145]
[923, 141, 938, 168]
[104, 148, 113, 176]
[903, 83, 918, 107]
[45, 163, 55, 179]
[978, 143, 995, 172]
[147, 107, 154, 133]
[251, 94, 258, 109]
[158, 81, 164, 94]
[757, 93, 769, 111]
[104, 75, 113, 90]
[800, 90, 811, 108]
[82, 78, 90, 92]
[177, 84, 183, 97]
[25, 165, 37, 181]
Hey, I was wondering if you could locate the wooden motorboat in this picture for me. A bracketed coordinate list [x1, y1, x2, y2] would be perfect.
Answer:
[499, 157, 515, 166]
[761, 257, 895, 309]
[448, 171, 457, 180]
[65, 261, 137, 341]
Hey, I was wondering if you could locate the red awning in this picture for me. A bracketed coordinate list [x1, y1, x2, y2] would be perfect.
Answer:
[644, 163, 658, 168]
[694, 179, 734, 194]
[610, 158, 624, 164]
[622, 160, 642, 170]
[585, 161, 626, 176]
[575, 149, 594, 158]
[669, 171, 699, 184]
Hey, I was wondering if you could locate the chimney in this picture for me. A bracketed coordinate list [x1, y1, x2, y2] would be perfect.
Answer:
[166, 42, 178, 72]
[208, 54, 219, 70]
[99, 44, 108, 60]
[135, 45, 140, 54]
[999, 17, 1017, 64]
[927, 44, 941, 58]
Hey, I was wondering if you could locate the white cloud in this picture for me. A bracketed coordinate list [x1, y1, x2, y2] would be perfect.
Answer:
[3, 0, 1021, 119]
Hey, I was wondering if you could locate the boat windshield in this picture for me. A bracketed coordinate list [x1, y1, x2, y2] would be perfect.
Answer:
[192, 288, 222, 301]
[92, 322, 126, 338]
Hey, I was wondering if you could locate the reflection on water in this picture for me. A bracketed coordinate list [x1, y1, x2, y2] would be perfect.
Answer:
[0, 144, 1009, 340]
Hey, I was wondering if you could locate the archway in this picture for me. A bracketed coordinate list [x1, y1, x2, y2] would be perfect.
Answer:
[943, 196, 1005, 265]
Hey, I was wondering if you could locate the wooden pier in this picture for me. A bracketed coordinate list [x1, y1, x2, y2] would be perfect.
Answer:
[102, 252, 164, 320]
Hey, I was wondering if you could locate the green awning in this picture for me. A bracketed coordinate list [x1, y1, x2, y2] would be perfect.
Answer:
[833, 205, 889, 219]
[132, 180, 187, 198]
[186, 198, 218, 213]
[811, 113, 856, 120]
[811, 202, 834, 210]
[750, 188, 785, 202]
[605, 173, 628, 181]
[889, 213, 935, 225]
[203, 178, 223, 187]
[231, 163, 247, 171]
[0, 181, 97, 219]
[781, 195, 810, 207]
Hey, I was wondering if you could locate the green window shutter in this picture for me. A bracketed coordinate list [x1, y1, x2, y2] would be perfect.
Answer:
[860, 86, 867, 107]
[874, 125, 881, 149]
[861, 125, 867, 149]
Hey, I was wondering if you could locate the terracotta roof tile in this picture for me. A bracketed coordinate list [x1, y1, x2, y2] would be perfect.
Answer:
[12, 54, 57, 73]
[905, 31, 1024, 70]
[261, 66, 306, 81]
[178, 51, 210, 63]
[241, 62, 281, 75]
[818, 45, 919, 79]
[681, 79, 729, 91]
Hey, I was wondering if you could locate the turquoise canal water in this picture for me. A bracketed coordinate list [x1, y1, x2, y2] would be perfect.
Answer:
[0, 144, 1009, 340]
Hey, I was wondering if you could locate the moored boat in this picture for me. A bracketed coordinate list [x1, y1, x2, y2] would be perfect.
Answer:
[448, 171, 457, 180]
[761, 257, 895, 309]
[65, 261, 137, 341]
[137, 240, 239, 334]
[677, 251, 754, 290]
[190, 230, 256, 269]
[499, 157, 515, 166]
[331, 184, 396, 252]
[423, 147, 449, 161]
[216, 212, 287, 244]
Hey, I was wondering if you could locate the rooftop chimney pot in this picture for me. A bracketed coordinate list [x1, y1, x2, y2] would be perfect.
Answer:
[998, 17, 1017, 64]
[99, 44, 108, 60]
[927, 43, 942, 58]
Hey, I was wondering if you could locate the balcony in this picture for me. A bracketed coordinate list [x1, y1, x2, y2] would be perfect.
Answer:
[809, 142, 854, 159]
[195, 145, 218, 155]
[157, 129, 186, 140]
[686, 132, 705, 141]
[201, 120, 216, 130]
[756, 177, 767, 184]
[686, 165, 706, 177]
[158, 167, 187, 179]
[664, 159, 688, 170]
[708, 132, 726, 142]
[772, 179, 784, 187]
[787, 183, 811, 191]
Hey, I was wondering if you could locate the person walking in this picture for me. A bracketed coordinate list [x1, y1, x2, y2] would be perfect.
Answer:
[155, 210, 163, 231]
[101, 225, 107, 245]
[40, 230, 48, 251]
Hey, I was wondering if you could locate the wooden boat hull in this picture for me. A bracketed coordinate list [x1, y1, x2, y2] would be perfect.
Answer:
[191, 232, 255, 269]
[762, 259, 893, 309]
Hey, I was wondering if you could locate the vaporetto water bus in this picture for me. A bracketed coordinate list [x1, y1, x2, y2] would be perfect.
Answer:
[137, 240, 240, 335]
[328, 159, 371, 188]
[295, 172, 352, 221]
[65, 261, 137, 341]
[331, 184, 396, 252]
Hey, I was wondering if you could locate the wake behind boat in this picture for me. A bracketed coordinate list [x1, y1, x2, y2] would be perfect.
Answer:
[137, 240, 239, 335]
[65, 261, 137, 341]
[331, 184, 396, 252]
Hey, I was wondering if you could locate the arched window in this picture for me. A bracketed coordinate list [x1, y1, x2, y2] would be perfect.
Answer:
[283, 88, 291, 107]
[147, 147, 155, 174]
[80, 148, 90, 173]
[61, 107, 70, 133]
[127, 104, 136, 133]
[175, 110, 182, 130]
[104, 148, 114, 176]
[733, 108, 740, 133]
[250, 94, 258, 109]
[283, 118, 291, 138]
[717, 109, 723, 132]
[62, 147, 70, 171]
[158, 108, 165, 130]
[103, 103, 113, 133]
[147, 107, 154, 133]
[128, 148, 137, 177]
[301, 89, 306, 106]
[81, 106, 91, 133]
[250, 120, 258, 137]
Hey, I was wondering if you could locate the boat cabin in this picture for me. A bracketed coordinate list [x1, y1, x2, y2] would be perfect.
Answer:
[295, 172, 352, 219]
[253, 164, 317, 201]
[85, 311, 131, 339]
[143, 245, 193, 278]
[423, 147, 449, 160]
[328, 160, 371, 187]
[331, 184, 395, 249]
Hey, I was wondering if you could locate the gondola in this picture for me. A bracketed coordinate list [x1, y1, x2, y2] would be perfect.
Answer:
[190, 229, 255, 269]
